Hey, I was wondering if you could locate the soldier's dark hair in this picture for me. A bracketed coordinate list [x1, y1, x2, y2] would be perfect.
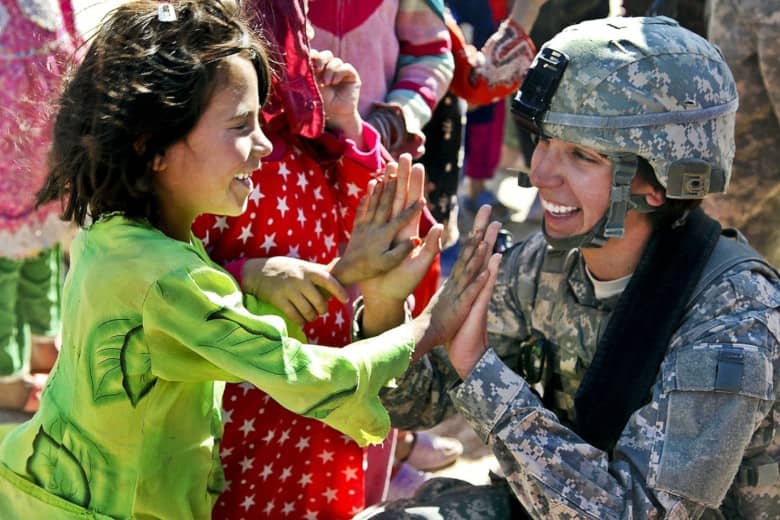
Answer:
[37, 0, 271, 227]
[635, 156, 702, 229]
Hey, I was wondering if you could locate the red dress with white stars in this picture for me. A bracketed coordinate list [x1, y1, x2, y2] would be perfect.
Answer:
[194, 124, 384, 519]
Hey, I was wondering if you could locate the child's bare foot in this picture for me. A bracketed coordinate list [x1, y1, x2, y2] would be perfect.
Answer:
[0, 373, 47, 413]
[30, 336, 60, 374]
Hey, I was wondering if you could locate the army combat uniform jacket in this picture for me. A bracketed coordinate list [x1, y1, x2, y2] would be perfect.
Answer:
[381, 231, 780, 518]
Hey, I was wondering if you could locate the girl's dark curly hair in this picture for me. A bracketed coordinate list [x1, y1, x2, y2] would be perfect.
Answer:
[37, 0, 271, 226]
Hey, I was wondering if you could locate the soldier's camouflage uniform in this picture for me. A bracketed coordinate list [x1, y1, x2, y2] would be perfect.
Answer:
[356, 16, 780, 519]
[365, 231, 780, 519]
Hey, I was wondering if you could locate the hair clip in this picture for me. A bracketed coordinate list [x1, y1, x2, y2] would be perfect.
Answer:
[158, 3, 177, 22]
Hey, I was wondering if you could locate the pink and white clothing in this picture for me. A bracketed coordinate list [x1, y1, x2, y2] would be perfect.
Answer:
[192, 2, 388, 517]
[193, 124, 385, 519]
[0, 0, 78, 258]
[308, 0, 454, 154]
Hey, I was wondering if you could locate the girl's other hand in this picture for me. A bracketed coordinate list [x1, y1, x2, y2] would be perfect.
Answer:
[241, 257, 348, 326]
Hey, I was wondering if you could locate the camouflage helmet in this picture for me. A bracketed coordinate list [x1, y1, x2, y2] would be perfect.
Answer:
[512, 16, 738, 248]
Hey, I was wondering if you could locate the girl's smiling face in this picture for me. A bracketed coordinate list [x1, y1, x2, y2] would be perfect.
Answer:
[529, 137, 613, 240]
[154, 54, 272, 240]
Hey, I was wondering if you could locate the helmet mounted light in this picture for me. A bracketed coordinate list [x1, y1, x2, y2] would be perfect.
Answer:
[511, 47, 569, 138]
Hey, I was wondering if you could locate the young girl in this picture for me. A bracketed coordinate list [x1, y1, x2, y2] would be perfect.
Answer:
[191, 0, 434, 515]
[0, 1, 500, 518]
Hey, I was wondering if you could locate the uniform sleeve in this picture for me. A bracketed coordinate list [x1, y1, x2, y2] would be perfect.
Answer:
[140, 264, 414, 446]
[378, 241, 531, 429]
[450, 269, 780, 519]
[386, 0, 454, 139]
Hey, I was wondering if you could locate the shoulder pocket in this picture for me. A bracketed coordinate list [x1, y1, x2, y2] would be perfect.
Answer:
[654, 345, 773, 506]
[663, 345, 772, 400]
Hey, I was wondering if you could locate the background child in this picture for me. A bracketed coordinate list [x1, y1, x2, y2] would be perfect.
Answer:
[192, 0, 397, 516]
[0, 0, 80, 412]
[0, 1, 500, 518]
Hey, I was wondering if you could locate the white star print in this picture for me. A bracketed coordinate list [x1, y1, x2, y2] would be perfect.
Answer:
[277, 428, 291, 445]
[313, 186, 323, 200]
[260, 462, 273, 481]
[221, 408, 233, 424]
[213, 216, 229, 232]
[279, 466, 293, 482]
[260, 232, 277, 254]
[322, 487, 338, 503]
[238, 382, 254, 395]
[295, 436, 310, 452]
[276, 196, 289, 217]
[287, 245, 300, 259]
[219, 446, 233, 459]
[323, 234, 335, 251]
[342, 466, 358, 481]
[240, 494, 255, 511]
[346, 182, 361, 198]
[201, 231, 210, 247]
[297, 172, 309, 191]
[262, 429, 275, 444]
[298, 473, 313, 487]
[334, 310, 344, 328]
[304, 510, 318, 520]
[238, 418, 255, 437]
[249, 184, 263, 205]
[318, 449, 334, 464]
[238, 223, 254, 244]
[282, 502, 296, 515]
[278, 162, 291, 181]
[296, 208, 307, 226]
[263, 498, 275, 515]
[238, 456, 254, 473]
[314, 220, 322, 237]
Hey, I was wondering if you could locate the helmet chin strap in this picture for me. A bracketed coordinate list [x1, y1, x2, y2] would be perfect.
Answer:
[519, 154, 656, 251]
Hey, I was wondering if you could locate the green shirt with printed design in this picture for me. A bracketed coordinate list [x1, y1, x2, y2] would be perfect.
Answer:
[0, 215, 413, 519]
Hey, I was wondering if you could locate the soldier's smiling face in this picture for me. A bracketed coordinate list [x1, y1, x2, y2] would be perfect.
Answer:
[528, 137, 612, 240]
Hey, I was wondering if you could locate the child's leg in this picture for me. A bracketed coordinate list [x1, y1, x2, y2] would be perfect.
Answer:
[0, 254, 39, 411]
[0, 255, 26, 378]
[19, 245, 62, 374]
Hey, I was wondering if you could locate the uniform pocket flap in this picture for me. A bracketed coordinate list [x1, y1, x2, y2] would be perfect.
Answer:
[663, 345, 773, 400]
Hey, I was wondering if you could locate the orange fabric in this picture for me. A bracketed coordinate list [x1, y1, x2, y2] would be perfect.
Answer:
[447, 14, 536, 107]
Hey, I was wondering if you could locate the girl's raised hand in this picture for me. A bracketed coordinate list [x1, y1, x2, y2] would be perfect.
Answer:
[330, 175, 423, 288]
[359, 154, 436, 304]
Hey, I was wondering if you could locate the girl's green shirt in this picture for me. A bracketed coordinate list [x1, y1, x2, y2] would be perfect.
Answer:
[0, 215, 413, 519]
